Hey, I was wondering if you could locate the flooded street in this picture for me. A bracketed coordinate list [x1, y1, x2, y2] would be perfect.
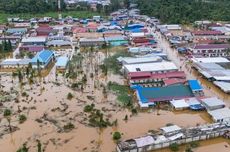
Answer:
[0, 36, 229, 152]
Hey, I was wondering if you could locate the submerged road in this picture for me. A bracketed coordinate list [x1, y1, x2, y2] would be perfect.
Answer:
[150, 28, 230, 105]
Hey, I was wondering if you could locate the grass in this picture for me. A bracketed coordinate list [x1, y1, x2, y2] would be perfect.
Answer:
[0, 10, 104, 23]
[107, 81, 133, 107]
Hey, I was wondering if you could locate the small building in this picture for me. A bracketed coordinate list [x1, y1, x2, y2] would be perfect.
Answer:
[160, 125, 182, 134]
[201, 97, 225, 111]
[30, 50, 55, 69]
[104, 36, 128, 46]
[188, 80, 203, 96]
[22, 36, 47, 45]
[46, 40, 72, 47]
[56, 56, 69, 70]
[187, 98, 205, 111]
[170, 99, 189, 110]
[117, 56, 162, 65]
[208, 108, 230, 122]
[0, 59, 30, 68]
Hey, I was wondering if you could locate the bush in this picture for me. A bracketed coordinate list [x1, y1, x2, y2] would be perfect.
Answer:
[19, 114, 27, 124]
[63, 122, 75, 131]
[3, 109, 11, 117]
[67, 93, 74, 100]
[84, 104, 95, 112]
[113, 131, 121, 141]
[169, 143, 179, 152]
[21, 92, 27, 97]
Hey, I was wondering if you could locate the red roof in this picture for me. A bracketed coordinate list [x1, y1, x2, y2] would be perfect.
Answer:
[193, 30, 223, 36]
[128, 71, 186, 80]
[163, 78, 186, 86]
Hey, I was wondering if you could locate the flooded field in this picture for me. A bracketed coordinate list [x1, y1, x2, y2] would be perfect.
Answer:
[0, 43, 230, 152]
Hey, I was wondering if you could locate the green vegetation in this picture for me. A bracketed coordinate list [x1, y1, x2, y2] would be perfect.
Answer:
[169, 143, 179, 152]
[136, 0, 230, 24]
[67, 92, 74, 100]
[37, 140, 42, 152]
[113, 131, 122, 141]
[101, 51, 131, 74]
[16, 143, 29, 152]
[63, 122, 75, 131]
[84, 104, 112, 128]
[190, 141, 200, 148]
[18, 114, 27, 124]
[4, 109, 11, 117]
[107, 81, 133, 107]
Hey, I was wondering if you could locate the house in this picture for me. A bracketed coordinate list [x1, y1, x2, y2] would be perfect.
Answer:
[22, 36, 47, 45]
[208, 108, 230, 122]
[56, 56, 69, 70]
[123, 62, 178, 76]
[0, 59, 31, 68]
[79, 38, 105, 47]
[36, 26, 53, 36]
[46, 39, 71, 47]
[117, 56, 162, 65]
[201, 97, 225, 111]
[30, 50, 55, 69]
[190, 44, 230, 57]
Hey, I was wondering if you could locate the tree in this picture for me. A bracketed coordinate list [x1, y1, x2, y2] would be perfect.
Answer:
[113, 131, 121, 141]
[3, 109, 12, 132]
[18, 114, 27, 124]
[96, 4, 103, 13]
[16, 143, 29, 152]
[37, 140, 42, 152]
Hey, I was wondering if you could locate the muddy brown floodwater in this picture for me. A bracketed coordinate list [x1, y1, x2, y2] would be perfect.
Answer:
[0, 45, 229, 152]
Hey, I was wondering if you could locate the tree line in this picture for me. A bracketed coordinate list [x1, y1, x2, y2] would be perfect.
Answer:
[135, 0, 230, 24]
[0, 0, 65, 14]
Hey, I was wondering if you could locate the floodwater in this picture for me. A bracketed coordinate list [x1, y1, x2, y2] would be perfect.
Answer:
[0, 37, 230, 152]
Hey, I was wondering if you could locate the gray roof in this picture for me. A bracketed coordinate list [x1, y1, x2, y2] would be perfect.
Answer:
[0, 59, 31, 66]
[201, 97, 225, 107]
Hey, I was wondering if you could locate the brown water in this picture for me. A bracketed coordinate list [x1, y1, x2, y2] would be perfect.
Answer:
[0, 37, 230, 152]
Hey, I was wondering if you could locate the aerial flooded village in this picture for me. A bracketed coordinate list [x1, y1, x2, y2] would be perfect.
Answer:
[0, 0, 230, 152]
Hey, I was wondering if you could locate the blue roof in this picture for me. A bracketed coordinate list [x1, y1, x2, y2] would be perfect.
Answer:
[31, 50, 54, 63]
[56, 56, 69, 67]
[188, 80, 203, 91]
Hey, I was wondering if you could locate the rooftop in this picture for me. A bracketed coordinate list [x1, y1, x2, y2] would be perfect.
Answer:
[191, 57, 230, 63]
[194, 44, 230, 50]
[201, 97, 225, 107]
[31, 50, 54, 63]
[124, 62, 178, 73]
[134, 84, 194, 102]
[208, 108, 230, 122]
[188, 80, 203, 91]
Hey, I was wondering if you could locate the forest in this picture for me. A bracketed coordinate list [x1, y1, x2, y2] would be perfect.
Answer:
[0, 0, 65, 14]
[135, 0, 230, 24]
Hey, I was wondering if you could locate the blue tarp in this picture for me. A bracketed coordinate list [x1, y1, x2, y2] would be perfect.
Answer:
[188, 80, 203, 91]
[189, 104, 205, 111]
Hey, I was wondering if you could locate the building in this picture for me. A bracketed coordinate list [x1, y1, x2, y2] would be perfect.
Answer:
[133, 85, 194, 108]
[19, 45, 44, 53]
[201, 97, 225, 111]
[79, 38, 105, 47]
[208, 108, 230, 122]
[188, 80, 203, 96]
[30, 50, 55, 69]
[117, 56, 162, 65]
[56, 56, 69, 70]
[22, 36, 47, 45]
[128, 71, 186, 87]
[46, 40, 72, 47]
[104, 36, 128, 46]
[170, 99, 189, 110]
[36, 26, 53, 36]
[0, 59, 30, 68]
[6, 28, 27, 35]
[123, 62, 178, 76]
[190, 44, 230, 57]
